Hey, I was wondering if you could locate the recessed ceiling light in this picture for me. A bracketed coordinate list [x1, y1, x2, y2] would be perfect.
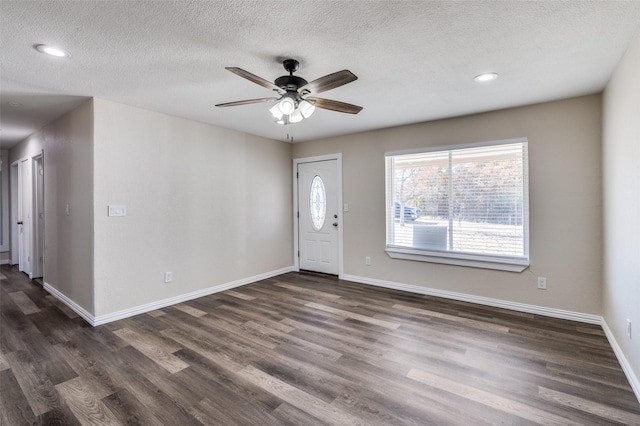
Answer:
[35, 44, 69, 57]
[474, 73, 498, 82]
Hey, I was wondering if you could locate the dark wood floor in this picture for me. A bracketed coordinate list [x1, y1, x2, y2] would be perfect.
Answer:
[1, 265, 639, 425]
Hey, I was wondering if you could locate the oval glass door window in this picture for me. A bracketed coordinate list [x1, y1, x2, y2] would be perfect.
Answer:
[309, 175, 326, 231]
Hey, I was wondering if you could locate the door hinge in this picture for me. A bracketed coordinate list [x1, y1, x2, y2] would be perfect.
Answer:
[297, 250, 300, 257]
[297, 211, 299, 218]
[296, 172, 299, 179]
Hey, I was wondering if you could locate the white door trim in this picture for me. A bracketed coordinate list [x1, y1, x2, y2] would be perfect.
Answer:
[10, 161, 19, 265]
[293, 153, 344, 278]
[32, 152, 44, 279]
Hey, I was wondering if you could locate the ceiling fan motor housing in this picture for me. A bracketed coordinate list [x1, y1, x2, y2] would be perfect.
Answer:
[275, 75, 308, 92]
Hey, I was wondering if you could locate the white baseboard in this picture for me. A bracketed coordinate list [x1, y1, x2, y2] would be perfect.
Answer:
[0, 259, 11, 265]
[341, 273, 601, 324]
[45, 266, 294, 327]
[601, 320, 640, 403]
[43, 282, 95, 325]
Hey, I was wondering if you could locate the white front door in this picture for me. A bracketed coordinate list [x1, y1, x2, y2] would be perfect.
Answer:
[297, 159, 339, 275]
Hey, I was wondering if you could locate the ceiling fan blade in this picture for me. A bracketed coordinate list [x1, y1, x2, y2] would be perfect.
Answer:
[298, 70, 357, 94]
[215, 97, 278, 107]
[307, 97, 363, 114]
[225, 67, 285, 94]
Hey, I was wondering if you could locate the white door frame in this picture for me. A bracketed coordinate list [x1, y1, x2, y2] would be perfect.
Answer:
[32, 152, 44, 279]
[10, 162, 19, 265]
[17, 157, 32, 275]
[293, 153, 344, 277]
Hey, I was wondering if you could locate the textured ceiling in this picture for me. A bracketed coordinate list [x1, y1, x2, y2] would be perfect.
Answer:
[2, 1, 640, 148]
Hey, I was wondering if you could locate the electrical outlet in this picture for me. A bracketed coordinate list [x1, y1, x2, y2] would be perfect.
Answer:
[628, 319, 632, 339]
[537, 277, 547, 290]
[164, 272, 173, 283]
[365, 256, 371, 266]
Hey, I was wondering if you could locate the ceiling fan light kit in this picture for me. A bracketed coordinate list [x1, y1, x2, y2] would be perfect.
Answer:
[216, 58, 362, 126]
[298, 99, 316, 118]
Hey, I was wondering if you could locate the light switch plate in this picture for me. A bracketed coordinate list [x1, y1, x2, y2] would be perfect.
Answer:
[108, 205, 127, 217]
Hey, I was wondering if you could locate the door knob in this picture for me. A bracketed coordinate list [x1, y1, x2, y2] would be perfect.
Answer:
[333, 222, 338, 227]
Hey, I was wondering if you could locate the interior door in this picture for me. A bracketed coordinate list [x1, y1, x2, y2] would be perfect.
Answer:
[298, 159, 339, 275]
[18, 158, 32, 276]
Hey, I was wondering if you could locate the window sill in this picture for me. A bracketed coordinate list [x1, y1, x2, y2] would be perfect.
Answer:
[386, 247, 529, 272]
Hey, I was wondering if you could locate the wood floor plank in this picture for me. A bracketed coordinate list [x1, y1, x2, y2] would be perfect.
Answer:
[55, 375, 123, 426]
[0, 351, 9, 371]
[173, 303, 208, 317]
[305, 301, 401, 330]
[102, 345, 205, 423]
[5, 350, 61, 416]
[271, 402, 328, 426]
[172, 346, 284, 412]
[405, 389, 529, 426]
[195, 313, 281, 350]
[538, 386, 640, 425]
[245, 320, 343, 362]
[112, 327, 189, 374]
[8, 291, 41, 315]
[238, 365, 367, 425]
[393, 303, 511, 333]
[217, 303, 295, 333]
[407, 367, 583, 426]
[274, 281, 343, 300]
[101, 388, 164, 426]
[224, 289, 256, 301]
[53, 341, 120, 396]
[0, 368, 37, 425]
[159, 328, 246, 373]
[187, 396, 280, 426]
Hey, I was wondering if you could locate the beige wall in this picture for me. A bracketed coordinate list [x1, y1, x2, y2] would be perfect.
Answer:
[603, 32, 640, 389]
[11, 100, 95, 313]
[9, 134, 45, 165]
[92, 99, 293, 316]
[293, 95, 603, 315]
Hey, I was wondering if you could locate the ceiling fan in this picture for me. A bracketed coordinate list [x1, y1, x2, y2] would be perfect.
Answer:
[215, 59, 363, 124]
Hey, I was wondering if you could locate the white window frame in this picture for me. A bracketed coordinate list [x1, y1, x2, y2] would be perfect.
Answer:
[385, 137, 529, 272]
